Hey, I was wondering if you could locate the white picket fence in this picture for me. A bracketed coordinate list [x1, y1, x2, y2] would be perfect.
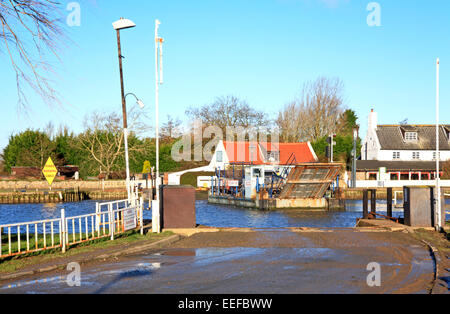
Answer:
[0, 199, 144, 259]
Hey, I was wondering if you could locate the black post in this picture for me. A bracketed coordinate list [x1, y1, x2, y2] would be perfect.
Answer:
[116, 30, 128, 130]
[370, 189, 377, 215]
[387, 188, 393, 218]
[363, 189, 369, 219]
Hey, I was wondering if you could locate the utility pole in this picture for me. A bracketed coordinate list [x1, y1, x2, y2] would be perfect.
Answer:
[153, 19, 164, 234]
[436, 58, 442, 231]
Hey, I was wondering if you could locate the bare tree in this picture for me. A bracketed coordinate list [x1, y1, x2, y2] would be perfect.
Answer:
[0, 0, 65, 110]
[277, 77, 345, 142]
[276, 102, 304, 143]
[77, 111, 148, 179]
[161, 115, 182, 142]
[186, 95, 269, 133]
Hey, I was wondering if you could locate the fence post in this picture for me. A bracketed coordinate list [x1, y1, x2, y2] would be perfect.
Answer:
[363, 189, 369, 219]
[370, 189, 377, 215]
[61, 208, 66, 253]
[95, 202, 100, 233]
[387, 188, 393, 218]
[140, 196, 144, 235]
[109, 203, 114, 241]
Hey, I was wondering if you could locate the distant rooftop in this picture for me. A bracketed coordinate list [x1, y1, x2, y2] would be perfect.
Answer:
[376, 125, 450, 151]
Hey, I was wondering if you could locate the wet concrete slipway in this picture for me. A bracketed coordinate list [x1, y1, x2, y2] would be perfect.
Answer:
[0, 199, 449, 294]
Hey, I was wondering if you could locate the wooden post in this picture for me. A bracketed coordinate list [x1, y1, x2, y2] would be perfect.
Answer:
[370, 189, 377, 215]
[363, 189, 369, 219]
[387, 188, 393, 218]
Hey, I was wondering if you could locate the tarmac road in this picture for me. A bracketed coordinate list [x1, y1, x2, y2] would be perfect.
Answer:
[0, 229, 437, 294]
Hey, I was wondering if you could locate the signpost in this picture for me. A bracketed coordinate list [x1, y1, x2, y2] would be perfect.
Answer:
[142, 160, 151, 174]
[42, 157, 58, 186]
[123, 208, 137, 231]
[142, 160, 151, 189]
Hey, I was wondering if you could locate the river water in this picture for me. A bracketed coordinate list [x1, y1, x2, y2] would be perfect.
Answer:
[0, 199, 448, 229]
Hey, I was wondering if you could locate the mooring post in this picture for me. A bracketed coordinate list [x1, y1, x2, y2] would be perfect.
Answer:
[363, 189, 369, 219]
[370, 189, 377, 215]
[387, 188, 393, 218]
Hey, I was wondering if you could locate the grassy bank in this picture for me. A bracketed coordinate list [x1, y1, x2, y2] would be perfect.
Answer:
[0, 230, 173, 274]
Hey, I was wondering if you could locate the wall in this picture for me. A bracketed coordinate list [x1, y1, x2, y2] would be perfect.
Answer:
[0, 180, 127, 191]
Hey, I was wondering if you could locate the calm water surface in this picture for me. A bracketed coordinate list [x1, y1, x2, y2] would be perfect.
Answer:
[0, 199, 449, 229]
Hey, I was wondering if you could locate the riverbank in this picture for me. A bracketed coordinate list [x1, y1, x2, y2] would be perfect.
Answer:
[0, 189, 128, 204]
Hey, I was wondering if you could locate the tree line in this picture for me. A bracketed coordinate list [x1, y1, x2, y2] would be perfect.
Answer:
[1, 77, 362, 178]
[1, 112, 180, 180]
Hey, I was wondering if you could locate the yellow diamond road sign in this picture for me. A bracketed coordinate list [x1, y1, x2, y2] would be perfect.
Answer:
[42, 157, 58, 185]
[142, 160, 151, 174]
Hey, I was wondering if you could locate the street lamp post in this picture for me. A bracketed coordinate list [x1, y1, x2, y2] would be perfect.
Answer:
[436, 58, 442, 231]
[113, 18, 136, 203]
[153, 19, 164, 233]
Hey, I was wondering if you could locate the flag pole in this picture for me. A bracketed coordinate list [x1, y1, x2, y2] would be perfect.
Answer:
[436, 58, 442, 231]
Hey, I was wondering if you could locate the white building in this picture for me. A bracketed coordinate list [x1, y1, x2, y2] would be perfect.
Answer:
[362, 109, 450, 162]
[356, 110, 450, 188]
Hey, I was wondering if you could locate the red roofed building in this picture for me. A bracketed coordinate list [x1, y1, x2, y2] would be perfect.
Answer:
[167, 140, 318, 186]
[209, 140, 318, 168]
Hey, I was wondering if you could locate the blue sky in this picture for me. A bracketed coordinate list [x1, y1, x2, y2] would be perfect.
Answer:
[1, 0, 449, 150]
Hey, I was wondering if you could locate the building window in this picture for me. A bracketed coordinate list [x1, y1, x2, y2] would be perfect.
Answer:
[393, 152, 400, 160]
[433, 152, 441, 161]
[267, 151, 280, 162]
[216, 151, 223, 163]
[412, 152, 420, 160]
[400, 173, 410, 180]
[405, 132, 418, 141]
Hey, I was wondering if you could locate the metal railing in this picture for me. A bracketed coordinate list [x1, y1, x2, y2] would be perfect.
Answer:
[1, 199, 144, 259]
[0, 218, 63, 258]
[97, 199, 129, 213]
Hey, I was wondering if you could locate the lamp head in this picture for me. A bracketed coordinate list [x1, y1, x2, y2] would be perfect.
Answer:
[137, 99, 145, 109]
[113, 18, 136, 30]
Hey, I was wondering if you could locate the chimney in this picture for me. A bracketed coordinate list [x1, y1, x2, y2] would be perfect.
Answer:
[368, 109, 378, 131]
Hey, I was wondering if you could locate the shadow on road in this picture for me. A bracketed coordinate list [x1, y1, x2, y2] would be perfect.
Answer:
[94, 267, 153, 294]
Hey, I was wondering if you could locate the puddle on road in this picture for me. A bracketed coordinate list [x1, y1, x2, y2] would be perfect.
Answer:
[292, 248, 336, 258]
[160, 249, 196, 257]
[1, 275, 66, 291]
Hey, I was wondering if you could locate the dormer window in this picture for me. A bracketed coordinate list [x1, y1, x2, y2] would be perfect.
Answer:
[405, 132, 418, 141]
[444, 126, 450, 141]
[267, 151, 280, 162]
